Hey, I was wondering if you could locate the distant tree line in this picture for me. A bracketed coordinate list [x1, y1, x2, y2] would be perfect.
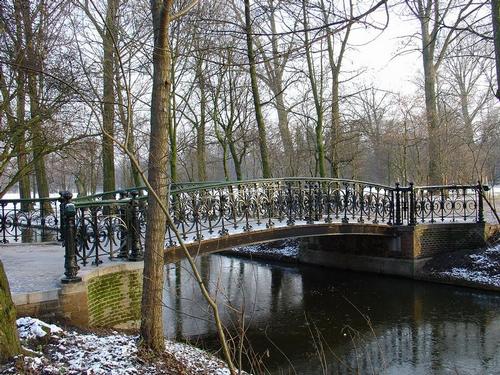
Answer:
[1, 0, 500, 367]
[0, 0, 498, 194]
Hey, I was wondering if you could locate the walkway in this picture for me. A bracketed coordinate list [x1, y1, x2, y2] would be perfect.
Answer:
[0, 242, 128, 307]
[1, 243, 63, 293]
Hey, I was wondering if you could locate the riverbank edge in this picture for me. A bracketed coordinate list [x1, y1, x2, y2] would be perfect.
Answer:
[221, 248, 500, 294]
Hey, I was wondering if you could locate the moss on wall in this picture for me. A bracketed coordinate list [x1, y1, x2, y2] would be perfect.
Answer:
[87, 269, 143, 328]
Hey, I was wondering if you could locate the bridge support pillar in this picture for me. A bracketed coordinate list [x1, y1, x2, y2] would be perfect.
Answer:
[298, 222, 490, 278]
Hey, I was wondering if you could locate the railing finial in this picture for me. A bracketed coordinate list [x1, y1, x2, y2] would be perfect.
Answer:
[60, 193, 81, 284]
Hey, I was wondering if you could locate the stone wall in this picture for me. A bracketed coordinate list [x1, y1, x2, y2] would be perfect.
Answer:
[87, 268, 142, 328]
[413, 223, 488, 258]
[58, 262, 143, 329]
[298, 223, 489, 277]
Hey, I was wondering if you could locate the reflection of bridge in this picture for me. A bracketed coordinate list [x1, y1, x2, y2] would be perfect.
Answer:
[0, 178, 492, 281]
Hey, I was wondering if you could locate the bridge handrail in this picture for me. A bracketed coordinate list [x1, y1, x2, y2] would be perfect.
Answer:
[73, 198, 132, 208]
[63, 178, 395, 202]
[0, 197, 59, 204]
[169, 177, 395, 194]
[415, 184, 488, 191]
[73, 187, 148, 203]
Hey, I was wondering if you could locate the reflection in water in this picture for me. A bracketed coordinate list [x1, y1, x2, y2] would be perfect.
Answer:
[163, 255, 500, 374]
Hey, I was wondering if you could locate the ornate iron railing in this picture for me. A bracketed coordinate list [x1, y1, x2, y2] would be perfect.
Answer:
[0, 197, 60, 243]
[165, 178, 396, 245]
[413, 185, 485, 224]
[0, 179, 490, 283]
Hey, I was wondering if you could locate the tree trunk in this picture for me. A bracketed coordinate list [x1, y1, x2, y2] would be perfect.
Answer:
[330, 77, 340, 178]
[268, 1, 294, 176]
[169, 60, 178, 183]
[115, 63, 143, 188]
[21, 0, 51, 209]
[222, 143, 230, 181]
[492, 0, 500, 100]
[421, 21, 441, 184]
[228, 134, 243, 181]
[319, 0, 351, 179]
[102, 0, 118, 194]
[195, 60, 207, 181]
[14, 66, 31, 209]
[140, 0, 173, 353]
[274, 85, 295, 175]
[244, 0, 271, 178]
[302, 0, 326, 177]
[0, 260, 21, 363]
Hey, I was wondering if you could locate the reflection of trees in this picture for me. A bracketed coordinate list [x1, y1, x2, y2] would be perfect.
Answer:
[175, 262, 182, 338]
[162, 255, 500, 374]
[270, 267, 284, 314]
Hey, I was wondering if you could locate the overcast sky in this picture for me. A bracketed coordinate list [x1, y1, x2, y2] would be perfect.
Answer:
[347, 6, 422, 95]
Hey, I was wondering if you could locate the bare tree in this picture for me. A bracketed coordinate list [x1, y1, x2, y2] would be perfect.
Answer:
[244, 0, 272, 178]
[404, 0, 480, 183]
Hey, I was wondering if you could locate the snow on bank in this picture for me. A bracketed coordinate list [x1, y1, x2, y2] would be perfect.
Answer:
[231, 239, 299, 261]
[440, 268, 500, 287]
[2, 317, 240, 374]
[17, 317, 62, 340]
[436, 245, 500, 287]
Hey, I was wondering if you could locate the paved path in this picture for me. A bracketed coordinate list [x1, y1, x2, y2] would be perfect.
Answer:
[0, 242, 126, 295]
[0, 243, 64, 293]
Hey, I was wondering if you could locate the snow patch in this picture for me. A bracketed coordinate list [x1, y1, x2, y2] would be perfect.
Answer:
[17, 317, 62, 340]
[6, 317, 245, 374]
[233, 240, 299, 259]
[166, 341, 232, 375]
[440, 268, 500, 287]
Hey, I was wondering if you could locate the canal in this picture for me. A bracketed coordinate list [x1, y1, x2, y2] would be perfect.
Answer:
[163, 254, 500, 374]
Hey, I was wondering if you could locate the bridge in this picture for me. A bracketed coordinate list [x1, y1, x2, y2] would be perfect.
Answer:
[0, 178, 493, 280]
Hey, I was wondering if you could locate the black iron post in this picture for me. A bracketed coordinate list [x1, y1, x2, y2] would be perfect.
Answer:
[306, 182, 314, 224]
[342, 183, 349, 224]
[395, 182, 402, 225]
[61, 194, 81, 283]
[1, 202, 8, 244]
[358, 184, 365, 224]
[58, 191, 72, 242]
[128, 190, 144, 261]
[287, 182, 295, 226]
[118, 191, 129, 258]
[408, 183, 417, 226]
[477, 181, 485, 223]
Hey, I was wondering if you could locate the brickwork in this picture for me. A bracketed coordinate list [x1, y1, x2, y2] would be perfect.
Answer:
[413, 223, 487, 258]
[299, 223, 488, 261]
[303, 235, 401, 258]
[87, 269, 142, 328]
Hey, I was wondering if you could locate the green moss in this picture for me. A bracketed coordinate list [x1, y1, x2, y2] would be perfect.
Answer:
[87, 270, 143, 327]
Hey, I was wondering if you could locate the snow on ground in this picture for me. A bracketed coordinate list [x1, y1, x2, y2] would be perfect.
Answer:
[229, 239, 299, 262]
[441, 268, 500, 287]
[1, 318, 243, 375]
[427, 244, 500, 288]
[17, 317, 62, 340]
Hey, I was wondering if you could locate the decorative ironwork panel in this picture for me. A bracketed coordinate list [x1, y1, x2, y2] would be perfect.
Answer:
[0, 198, 59, 243]
[413, 185, 481, 223]
[165, 178, 396, 243]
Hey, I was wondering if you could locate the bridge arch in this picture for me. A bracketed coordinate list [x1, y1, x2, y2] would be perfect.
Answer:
[164, 222, 398, 262]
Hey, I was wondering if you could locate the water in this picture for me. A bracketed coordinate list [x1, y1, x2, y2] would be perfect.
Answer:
[163, 255, 500, 374]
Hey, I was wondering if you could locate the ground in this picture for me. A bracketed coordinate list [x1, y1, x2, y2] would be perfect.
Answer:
[0, 318, 237, 375]
[423, 242, 500, 288]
